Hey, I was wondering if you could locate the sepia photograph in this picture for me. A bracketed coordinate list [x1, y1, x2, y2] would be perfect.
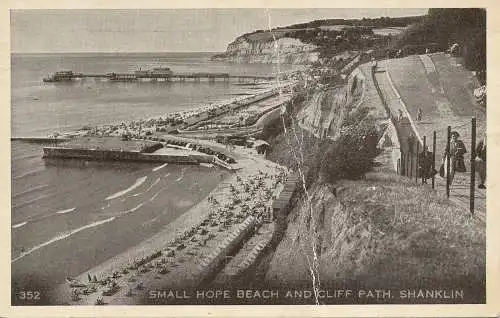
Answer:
[8, 6, 491, 310]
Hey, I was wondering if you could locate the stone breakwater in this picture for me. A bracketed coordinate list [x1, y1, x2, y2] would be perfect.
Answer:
[42, 147, 202, 164]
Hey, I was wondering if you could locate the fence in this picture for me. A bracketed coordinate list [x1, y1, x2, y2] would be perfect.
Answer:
[346, 51, 485, 216]
[397, 118, 484, 215]
[368, 62, 485, 216]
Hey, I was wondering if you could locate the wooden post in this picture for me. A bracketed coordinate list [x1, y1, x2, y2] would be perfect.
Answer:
[403, 152, 408, 177]
[432, 131, 436, 189]
[416, 141, 419, 183]
[409, 149, 413, 178]
[407, 151, 411, 177]
[470, 118, 476, 215]
[400, 150, 404, 176]
[422, 136, 426, 184]
[446, 126, 451, 198]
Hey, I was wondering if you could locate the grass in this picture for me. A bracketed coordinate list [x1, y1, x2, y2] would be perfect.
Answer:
[430, 53, 484, 116]
[263, 169, 485, 303]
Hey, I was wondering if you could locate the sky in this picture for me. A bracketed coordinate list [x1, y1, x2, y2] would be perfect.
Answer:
[10, 8, 429, 53]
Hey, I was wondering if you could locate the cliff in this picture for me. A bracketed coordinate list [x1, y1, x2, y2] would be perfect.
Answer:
[261, 173, 485, 303]
[213, 33, 320, 64]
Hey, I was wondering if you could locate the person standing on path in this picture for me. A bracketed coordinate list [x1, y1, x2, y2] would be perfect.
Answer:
[418, 146, 435, 183]
[398, 109, 404, 122]
[444, 131, 467, 186]
[407, 135, 415, 153]
[475, 133, 486, 189]
[417, 108, 423, 122]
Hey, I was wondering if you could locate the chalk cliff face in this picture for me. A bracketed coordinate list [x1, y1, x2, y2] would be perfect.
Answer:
[213, 35, 320, 64]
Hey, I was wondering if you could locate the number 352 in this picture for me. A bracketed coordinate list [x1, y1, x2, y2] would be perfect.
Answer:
[18, 291, 40, 300]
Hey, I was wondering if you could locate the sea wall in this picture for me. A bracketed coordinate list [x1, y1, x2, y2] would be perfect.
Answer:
[213, 36, 319, 64]
[196, 216, 258, 285]
[43, 147, 200, 164]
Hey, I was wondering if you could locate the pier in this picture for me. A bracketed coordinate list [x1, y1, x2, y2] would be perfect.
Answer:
[43, 69, 276, 83]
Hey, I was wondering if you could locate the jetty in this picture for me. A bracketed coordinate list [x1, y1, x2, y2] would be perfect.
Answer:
[40, 136, 239, 170]
[11, 136, 72, 143]
[43, 69, 276, 83]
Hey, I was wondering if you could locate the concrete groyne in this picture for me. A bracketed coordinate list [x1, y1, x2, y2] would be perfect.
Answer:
[11, 137, 71, 143]
[43, 147, 204, 165]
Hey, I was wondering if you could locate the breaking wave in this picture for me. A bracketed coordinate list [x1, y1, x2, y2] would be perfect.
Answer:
[12, 184, 49, 199]
[149, 190, 162, 202]
[152, 163, 168, 172]
[12, 167, 45, 180]
[119, 203, 145, 216]
[55, 207, 76, 214]
[12, 216, 116, 263]
[12, 221, 28, 229]
[13, 193, 53, 209]
[175, 169, 186, 182]
[105, 176, 147, 200]
[145, 177, 161, 192]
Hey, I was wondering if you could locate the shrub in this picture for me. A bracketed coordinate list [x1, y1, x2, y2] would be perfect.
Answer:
[320, 119, 379, 182]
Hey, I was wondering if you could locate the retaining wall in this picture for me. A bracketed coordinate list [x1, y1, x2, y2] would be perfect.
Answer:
[195, 216, 258, 285]
[370, 66, 403, 172]
[43, 147, 200, 164]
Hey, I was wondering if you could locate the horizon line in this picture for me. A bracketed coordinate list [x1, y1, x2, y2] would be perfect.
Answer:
[11, 51, 223, 54]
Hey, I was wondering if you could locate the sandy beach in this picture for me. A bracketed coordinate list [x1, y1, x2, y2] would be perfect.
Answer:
[51, 147, 288, 305]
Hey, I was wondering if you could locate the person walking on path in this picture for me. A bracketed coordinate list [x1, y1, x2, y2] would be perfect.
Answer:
[475, 133, 486, 189]
[418, 146, 436, 183]
[443, 131, 467, 186]
[398, 109, 404, 122]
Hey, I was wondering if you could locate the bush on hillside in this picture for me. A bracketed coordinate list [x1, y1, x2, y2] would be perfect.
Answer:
[320, 119, 379, 182]
[342, 105, 371, 128]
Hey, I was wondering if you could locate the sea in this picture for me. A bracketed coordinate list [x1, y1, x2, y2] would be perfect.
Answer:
[11, 52, 301, 293]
